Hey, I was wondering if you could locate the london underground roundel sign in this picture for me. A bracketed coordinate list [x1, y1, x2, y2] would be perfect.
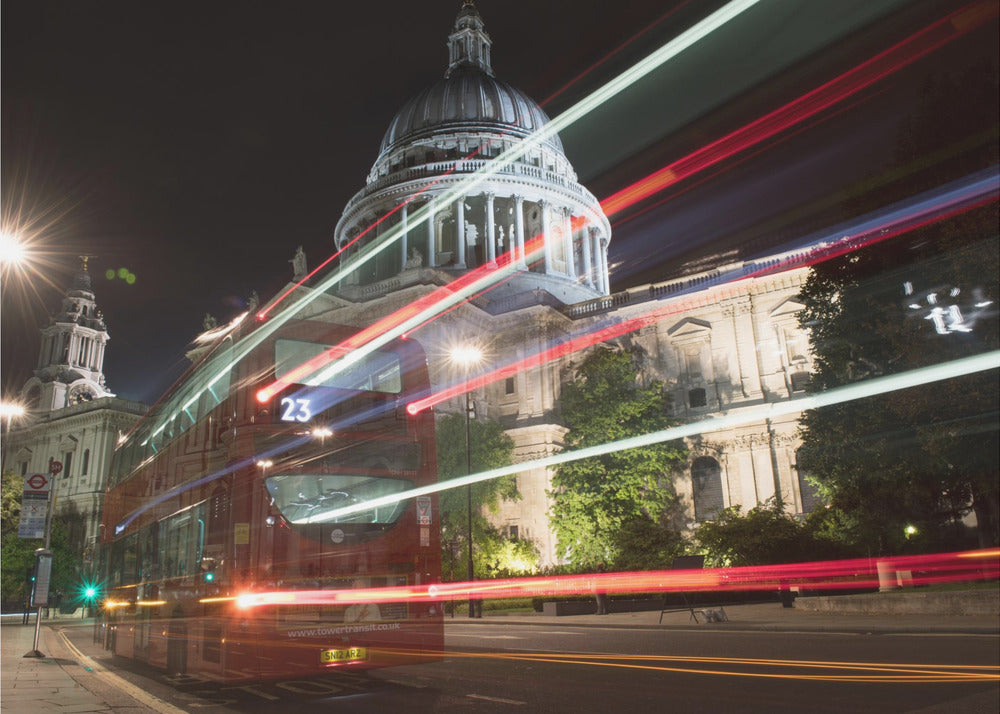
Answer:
[25, 473, 51, 493]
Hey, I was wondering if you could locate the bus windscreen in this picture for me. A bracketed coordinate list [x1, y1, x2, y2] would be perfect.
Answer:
[266, 473, 414, 525]
[275, 338, 403, 394]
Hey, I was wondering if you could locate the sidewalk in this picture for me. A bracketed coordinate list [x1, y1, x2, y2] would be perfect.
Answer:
[0, 619, 164, 713]
[454, 599, 1000, 634]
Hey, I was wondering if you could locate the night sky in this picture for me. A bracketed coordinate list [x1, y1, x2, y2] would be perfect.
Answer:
[2, 0, 996, 404]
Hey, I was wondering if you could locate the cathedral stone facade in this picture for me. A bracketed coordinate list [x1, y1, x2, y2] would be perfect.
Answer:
[3, 259, 146, 553]
[295, 3, 822, 566]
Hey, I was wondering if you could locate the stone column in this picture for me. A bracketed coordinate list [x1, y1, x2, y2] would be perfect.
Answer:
[427, 200, 437, 268]
[514, 195, 526, 268]
[592, 232, 604, 293]
[540, 200, 552, 273]
[594, 237, 607, 293]
[582, 226, 594, 287]
[456, 196, 466, 268]
[562, 208, 576, 278]
[486, 192, 496, 265]
[400, 202, 409, 269]
[727, 299, 763, 399]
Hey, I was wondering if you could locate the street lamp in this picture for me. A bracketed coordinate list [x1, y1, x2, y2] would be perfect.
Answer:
[0, 232, 26, 268]
[0, 400, 26, 432]
[449, 345, 483, 618]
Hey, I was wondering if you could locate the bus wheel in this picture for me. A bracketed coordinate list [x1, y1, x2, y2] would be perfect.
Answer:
[166, 617, 187, 675]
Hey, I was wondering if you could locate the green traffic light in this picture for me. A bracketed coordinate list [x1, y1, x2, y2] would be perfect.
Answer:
[85, 587, 97, 599]
[204, 572, 214, 582]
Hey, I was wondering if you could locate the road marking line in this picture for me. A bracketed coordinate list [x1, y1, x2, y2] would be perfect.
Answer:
[57, 630, 187, 714]
[468, 693, 526, 705]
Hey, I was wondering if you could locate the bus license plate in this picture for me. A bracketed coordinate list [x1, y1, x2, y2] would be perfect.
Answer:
[321, 647, 368, 664]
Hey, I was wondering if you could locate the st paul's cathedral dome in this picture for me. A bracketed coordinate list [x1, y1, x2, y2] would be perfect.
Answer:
[334, 1, 611, 308]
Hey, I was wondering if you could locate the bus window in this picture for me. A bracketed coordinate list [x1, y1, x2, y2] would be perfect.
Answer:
[266, 473, 413, 525]
[109, 533, 139, 587]
[158, 503, 206, 579]
[275, 338, 403, 393]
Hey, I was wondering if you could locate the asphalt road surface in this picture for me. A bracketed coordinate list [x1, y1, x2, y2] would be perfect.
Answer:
[57, 620, 999, 713]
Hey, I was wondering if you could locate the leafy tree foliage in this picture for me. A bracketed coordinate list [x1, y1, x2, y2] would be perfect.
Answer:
[798, 62, 999, 552]
[549, 345, 687, 569]
[436, 415, 539, 579]
[613, 515, 688, 571]
[695, 499, 855, 567]
[1, 470, 84, 607]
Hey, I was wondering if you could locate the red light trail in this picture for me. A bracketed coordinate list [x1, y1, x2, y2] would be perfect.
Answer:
[256, 1, 997, 406]
[599, 1, 998, 217]
[405, 166, 997, 415]
[255, 143, 490, 322]
[230, 548, 997, 609]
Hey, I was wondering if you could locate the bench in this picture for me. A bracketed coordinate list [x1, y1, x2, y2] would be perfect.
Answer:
[659, 555, 728, 624]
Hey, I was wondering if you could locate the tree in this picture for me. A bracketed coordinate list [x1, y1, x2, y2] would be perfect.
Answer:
[1, 470, 83, 608]
[695, 499, 854, 568]
[797, 62, 999, 552]
[549, 345, 688, 569]
[435, 414, 539, 580]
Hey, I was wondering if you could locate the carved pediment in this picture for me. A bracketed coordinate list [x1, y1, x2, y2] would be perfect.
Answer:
[769, 296, 806, 318]
[667, 318, 711, 339]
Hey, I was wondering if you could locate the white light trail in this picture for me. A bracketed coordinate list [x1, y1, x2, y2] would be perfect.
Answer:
[134, 0, 763, 441]
[296, 350, 1000, 523]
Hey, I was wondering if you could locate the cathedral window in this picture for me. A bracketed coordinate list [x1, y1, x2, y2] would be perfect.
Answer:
[790, 371, 811, 392]
[691, 456, 724, 521]
[505, 376, 516, 395]
[62, 451, 73, 479]
[688, 388, 707, 408]
[82, 448, 90, 476]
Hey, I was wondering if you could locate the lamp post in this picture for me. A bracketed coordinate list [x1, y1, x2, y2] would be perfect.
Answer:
[0, 401, 26, 433]
[449, 345, 483, 618]
[0, 231, 27, 270]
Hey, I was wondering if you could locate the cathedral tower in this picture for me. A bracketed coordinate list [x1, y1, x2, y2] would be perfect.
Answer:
[21, 256, 114, 412]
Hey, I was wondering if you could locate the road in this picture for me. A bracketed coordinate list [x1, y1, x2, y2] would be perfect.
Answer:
[56, 620, 999, 713]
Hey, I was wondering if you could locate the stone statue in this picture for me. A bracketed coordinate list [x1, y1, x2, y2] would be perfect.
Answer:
[404, 247, 423, 270]
[203, 313, 217, 330]
[290, 246, 307, 281]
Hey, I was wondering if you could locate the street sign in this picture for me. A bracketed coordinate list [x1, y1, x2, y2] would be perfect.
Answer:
[24, 473, 51, 494]
[49, 460, 62, 475]
[18, 494, 49, 539]
[19, 474, 52, 539]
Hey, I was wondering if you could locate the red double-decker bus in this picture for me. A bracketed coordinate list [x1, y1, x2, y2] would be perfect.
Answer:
[99, 317, 442, 680]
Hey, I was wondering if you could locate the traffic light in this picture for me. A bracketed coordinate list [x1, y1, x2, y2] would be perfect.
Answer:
[78, 579, 101, 607]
